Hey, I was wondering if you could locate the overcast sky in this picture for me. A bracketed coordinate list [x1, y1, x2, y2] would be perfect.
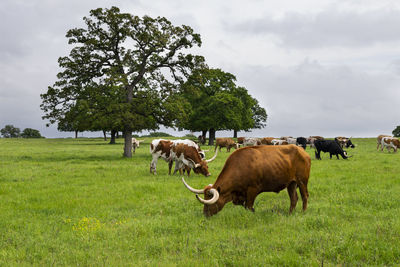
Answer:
[1, 0, 400, 138]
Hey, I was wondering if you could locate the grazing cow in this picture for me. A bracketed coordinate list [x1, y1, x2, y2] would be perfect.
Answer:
[215, 138, 239, 152]
[131, 138, 144, 153]
[377, 135, 392, 150]
[335, 137, 355, 149]
[198, 135, 206, 145]
[260, 137, 275, 145]
[310, 136, 324, 140]
[314, 140, 349, 160]
[296, 137, 307, 150]
[182, 145, 311, 217]
[381, 136, 400, 153]
[286, 137, 297, 145]
[171, 143, 217, 176]
[242, 137, 262, 146]
[237, 137, 245, 146]
[271, 139, 288, 145]
[149, 139, 207, 175]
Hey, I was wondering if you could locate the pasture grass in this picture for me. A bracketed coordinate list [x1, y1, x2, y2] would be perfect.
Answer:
[0, 137, 399, 266]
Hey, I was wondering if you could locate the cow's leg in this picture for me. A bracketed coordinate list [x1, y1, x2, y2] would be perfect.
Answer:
[174, 161, 186, 175]
[287, 182, 298, 213]
[315, 150, 321, 160]
[298, 182, 309, 211]
[150, 156, 159, 175]
[245, 187, 258, 212]
[336, 154, 339, 159]
[169, 160, 174, 175]
[172, 160, 180, 175]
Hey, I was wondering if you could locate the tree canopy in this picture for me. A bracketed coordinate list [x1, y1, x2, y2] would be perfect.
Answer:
[179, 68, 267, 144]
[0, 125, 21, 138]
[21, 128, 42, 138]
[41, 7, 204, 157]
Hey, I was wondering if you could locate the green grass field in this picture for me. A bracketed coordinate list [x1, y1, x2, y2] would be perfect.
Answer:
[0, 137, 399, 266]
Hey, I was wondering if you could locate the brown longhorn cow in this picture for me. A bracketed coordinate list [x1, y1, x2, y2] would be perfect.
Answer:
[182, 144, 311, 217]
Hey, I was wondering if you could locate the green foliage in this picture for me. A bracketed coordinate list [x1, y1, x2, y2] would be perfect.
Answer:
[0, 138, 399, 265]
[179, 68, 267, 133]
[141, 132, 172, 137]
[392, 126, 400, 137]
[21, 128, 42, 138]
[40, 6, 205, 156]
[183, 133, 196, 139]
[0, 124, 20, 138]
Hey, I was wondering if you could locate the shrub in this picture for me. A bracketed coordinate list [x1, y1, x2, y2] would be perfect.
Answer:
[21, 128, 43, 138]
[142, 132, 172, 137]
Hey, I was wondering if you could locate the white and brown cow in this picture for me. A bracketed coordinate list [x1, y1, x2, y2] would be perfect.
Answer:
[171, 143, 217, 176]
[377, 135, 392, 151]
[149, 139, 210, 175]
[242, 137, 262, 147]
[381, 136, 400, 153]
[271, 139, 289, 146]
[131, 138, 144, 153]
[286, 137, 297, 145]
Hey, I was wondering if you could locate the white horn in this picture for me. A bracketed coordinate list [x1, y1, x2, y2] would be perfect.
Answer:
[182, 177, 204, 194]
[206, 148, 218, 163]
[188, 158, 201, 168]
[196, 188, 219, 205]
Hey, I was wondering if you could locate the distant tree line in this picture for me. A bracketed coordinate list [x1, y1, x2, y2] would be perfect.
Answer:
[40, 6, 267, 157]
[0, 125, 43, 138]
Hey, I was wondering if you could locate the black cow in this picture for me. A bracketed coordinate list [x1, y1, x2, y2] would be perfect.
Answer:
[314, 140, 348, 160]
[296, 137, 307, 150]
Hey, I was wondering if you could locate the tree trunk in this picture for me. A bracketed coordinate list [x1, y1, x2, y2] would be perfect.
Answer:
[75, 130, 78, 139]
[116, 131, 120, 138]
[208, 128, 216, 146]
[109, 129, 116, 144]
[202, 130, 207, 140]
[123, 129, 132, 158]
[103, 130, 107, 141]
[233, 130, 238, 138]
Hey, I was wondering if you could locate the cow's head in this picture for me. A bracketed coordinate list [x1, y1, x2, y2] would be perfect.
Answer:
[182, 178, 224, 217]
[188, 149, 218, 177]
[191, 160, 211, 177]
[346, 139, 355, 148]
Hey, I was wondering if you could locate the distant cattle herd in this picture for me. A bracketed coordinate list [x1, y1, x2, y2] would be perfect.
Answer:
[132, 134, 399, 216]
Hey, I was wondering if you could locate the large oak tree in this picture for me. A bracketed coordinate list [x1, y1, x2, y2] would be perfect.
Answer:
[179, 68, 267, 145]
[41, 7, 204, 157]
